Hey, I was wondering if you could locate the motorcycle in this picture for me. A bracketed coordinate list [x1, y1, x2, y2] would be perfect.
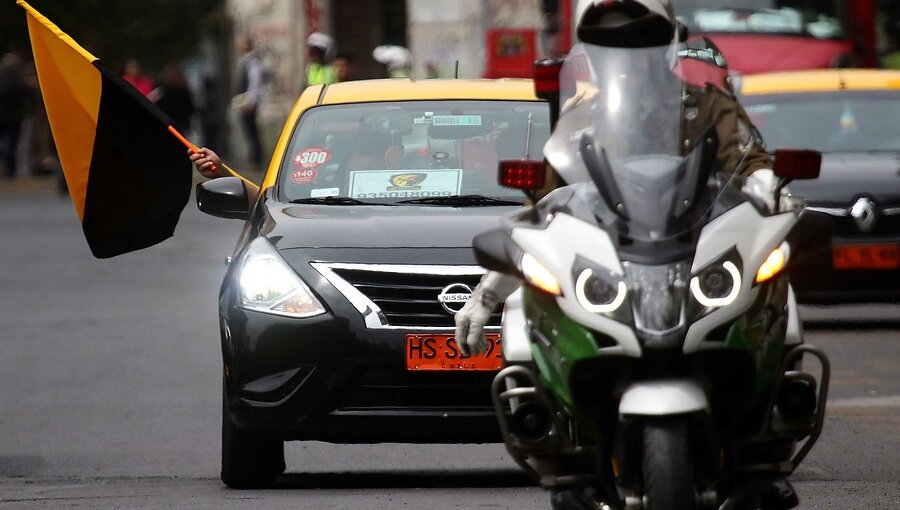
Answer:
[474, 43, 832, 510]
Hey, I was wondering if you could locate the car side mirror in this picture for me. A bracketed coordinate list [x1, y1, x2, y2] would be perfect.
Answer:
[196, 177, 251, 220]
[773, 148, 821, 181]
[473, 228, 523, 276]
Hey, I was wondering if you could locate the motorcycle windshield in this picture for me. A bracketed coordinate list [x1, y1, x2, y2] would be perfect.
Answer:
[545, 43, 743, 242]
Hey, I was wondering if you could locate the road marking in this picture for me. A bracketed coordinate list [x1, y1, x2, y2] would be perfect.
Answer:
[827, 395, 900, 408]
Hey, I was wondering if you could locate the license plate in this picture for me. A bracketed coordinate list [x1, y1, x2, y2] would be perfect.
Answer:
[405, 333, 503, 371]
[832, 243, 899, 270]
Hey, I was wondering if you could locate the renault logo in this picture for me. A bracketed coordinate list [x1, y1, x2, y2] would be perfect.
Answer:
[850, 197, 878, 233]
[438, 283, 473, 314]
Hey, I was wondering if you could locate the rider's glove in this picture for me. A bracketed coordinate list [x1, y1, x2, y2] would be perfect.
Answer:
[742, 168, 800, 213]
[455, 271, 520, 356]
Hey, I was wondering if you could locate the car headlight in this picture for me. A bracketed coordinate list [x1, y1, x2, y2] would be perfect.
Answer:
[690, 250, 742, 310]
[237, 238, 326, 318]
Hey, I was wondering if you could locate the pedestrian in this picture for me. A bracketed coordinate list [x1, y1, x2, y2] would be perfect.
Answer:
[233, 35, 265, 169]
[150, 62, 195, 135]
[372, 45, 411, 78]
[122, 58, 155, 97]
[0, 47, 27, 179]
[305, 32, 336, 86]
[332, 52, 357, 82]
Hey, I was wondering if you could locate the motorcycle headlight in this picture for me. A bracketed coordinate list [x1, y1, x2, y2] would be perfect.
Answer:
[573, 256, 631, 323]
[237, 238, 326, 318]
[521, 253, 562, 296]
[624, 261, 689, 333]
[690, 250, 742, 309]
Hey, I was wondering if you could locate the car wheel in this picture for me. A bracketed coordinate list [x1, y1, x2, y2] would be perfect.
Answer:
[221, 384, 285, 489]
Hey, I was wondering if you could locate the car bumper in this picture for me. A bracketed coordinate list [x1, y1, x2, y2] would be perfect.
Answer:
[790, 239, 900, 304]
[221, 307, 503, 443]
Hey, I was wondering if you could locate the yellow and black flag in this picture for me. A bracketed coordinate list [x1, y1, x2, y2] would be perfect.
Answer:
[19, 1, 193, 258]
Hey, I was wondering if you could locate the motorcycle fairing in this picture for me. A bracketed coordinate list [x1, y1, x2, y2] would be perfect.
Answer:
[511, 212, 641, 357]
[684, 202, 796, 353]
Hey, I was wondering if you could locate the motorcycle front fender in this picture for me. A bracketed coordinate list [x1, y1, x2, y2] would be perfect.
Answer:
[619, 380, 709, 416]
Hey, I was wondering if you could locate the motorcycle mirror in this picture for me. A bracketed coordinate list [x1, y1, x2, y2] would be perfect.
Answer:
[773, 148, 821, 181]
[533, 58, 563, 127]
[473, 228, 523, 276]
[499, 159, 546, 191]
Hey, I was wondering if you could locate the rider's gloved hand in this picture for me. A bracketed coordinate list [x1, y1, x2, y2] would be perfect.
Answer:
[455, 271, 520, 356]
[742, 168, 800, 213]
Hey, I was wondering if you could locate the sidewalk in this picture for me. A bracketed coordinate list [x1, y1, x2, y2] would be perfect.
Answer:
[0, 175, 61, 196]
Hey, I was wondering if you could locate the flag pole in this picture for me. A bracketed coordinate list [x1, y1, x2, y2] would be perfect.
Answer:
[166, 126, 259, 190]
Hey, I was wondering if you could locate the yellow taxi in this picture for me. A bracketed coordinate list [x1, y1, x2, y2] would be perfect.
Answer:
[196, 78, 551, 488]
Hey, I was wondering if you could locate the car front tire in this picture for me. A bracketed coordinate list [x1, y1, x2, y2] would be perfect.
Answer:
[221, 384, 285, 489]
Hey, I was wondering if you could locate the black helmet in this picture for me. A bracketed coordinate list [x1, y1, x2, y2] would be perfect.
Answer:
[575, 0, 676, 48]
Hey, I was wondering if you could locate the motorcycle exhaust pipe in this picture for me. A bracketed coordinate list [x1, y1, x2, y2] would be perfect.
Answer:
[509, 400, 553, 442]
[776, 376, 817, 424]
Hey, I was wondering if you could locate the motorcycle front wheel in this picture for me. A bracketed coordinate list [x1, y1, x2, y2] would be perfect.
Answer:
[642, 418, 697, 510]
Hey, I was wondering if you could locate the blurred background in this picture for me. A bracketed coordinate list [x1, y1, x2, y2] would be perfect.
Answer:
[2, 0, 900, 174]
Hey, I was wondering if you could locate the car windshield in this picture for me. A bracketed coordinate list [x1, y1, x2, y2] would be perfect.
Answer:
[741, 91, 900, 152]
[675, 0, 845, 39]
[277, 100, 550, 204]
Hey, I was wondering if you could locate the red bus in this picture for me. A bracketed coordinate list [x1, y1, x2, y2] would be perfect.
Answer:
[482, 0, 877, 78]
[673, 0, 877, 73]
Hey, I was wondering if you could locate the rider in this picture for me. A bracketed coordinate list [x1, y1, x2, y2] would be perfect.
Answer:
[456, 0, 781, 358]
[456, 3, 799, 508]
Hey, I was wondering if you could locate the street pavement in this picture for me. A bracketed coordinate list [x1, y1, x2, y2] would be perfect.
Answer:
[0, 181, 897, 509]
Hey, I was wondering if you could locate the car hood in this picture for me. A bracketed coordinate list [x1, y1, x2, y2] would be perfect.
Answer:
[788, 152, 900, 205]
[262, 202, 520, 250]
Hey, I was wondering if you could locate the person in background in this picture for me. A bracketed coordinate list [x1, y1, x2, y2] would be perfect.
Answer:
[0, 47, 27, 178]
[305, 32, 336, 86]
[122, 58, 155, 97]
[150, 62, 195, 135]
[233, 35, 265, 169]
[372, 45, 411, 78]
[332, 52, 357, 82]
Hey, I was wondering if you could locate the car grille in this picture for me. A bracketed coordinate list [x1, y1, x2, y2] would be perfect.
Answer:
[337, 368, 496, 410]
[329, 267, 503, 328]
[808, 203, 900, 239]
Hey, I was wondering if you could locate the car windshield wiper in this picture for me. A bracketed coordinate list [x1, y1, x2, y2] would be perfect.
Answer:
[289, 197, 394, 206]
[394, 195, 524, 206]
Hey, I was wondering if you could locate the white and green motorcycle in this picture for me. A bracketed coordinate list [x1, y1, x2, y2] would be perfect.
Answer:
[475, 44, 832, 510]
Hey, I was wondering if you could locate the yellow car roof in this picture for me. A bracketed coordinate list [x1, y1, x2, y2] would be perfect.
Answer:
[740, 69, 900, 96]
[319, 78, 539, 103]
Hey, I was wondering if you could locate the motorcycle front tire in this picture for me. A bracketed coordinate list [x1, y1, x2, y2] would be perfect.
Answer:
[642, 418, 697, 510]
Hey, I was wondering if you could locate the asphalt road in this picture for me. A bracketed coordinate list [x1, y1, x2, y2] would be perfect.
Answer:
[0, 186, 897, 509]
